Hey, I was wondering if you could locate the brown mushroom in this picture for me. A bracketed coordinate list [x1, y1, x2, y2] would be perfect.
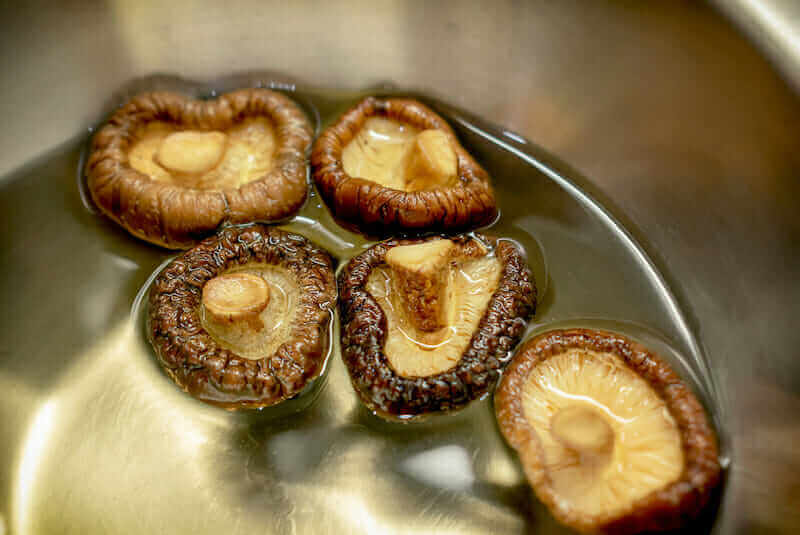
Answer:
[338, 234, 536, 419]
[311, 97, 497, 236]
[86, 89, 313, 249]
[495, 329, 721, 534]
[148, 225, 337, 409]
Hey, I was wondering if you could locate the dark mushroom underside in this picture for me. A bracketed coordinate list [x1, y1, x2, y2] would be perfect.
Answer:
[338, 234, 536, 419]
[86, 88, 313, 249]
[311, 97, 497, 236]
[495, 329, 721, 535]
[148, 225, 336, 409]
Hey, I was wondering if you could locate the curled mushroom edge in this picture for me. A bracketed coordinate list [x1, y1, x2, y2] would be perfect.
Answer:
[86, 88, 314, 249]
[338, 233, 537, 420]
[147, 224, 338, 410]
[311, 97, 498, 237]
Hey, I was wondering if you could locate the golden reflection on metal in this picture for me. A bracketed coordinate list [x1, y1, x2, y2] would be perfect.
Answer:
[10, 4, 800, 519]
[13, 400, 57, 535]
[2, 84, 721, 533]
[329, 493, 393, 535]
[2, 1, 799, 532]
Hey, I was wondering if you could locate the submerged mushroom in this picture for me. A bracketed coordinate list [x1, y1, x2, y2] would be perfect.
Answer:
[311, 97, 497, 235]
[338, 234, 536, 419]
[495, 329, 721, 534]
[148, 225, 337, 409]
[86, 89, 313, 248]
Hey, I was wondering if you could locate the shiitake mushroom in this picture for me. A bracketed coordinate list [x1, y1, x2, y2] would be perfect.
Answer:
[148, 225, 337, 409]
[86, 89, 313, 249]
[311, 97, 497, 236]
[338, 234, 536, 419]
[495, 328, 721, 534]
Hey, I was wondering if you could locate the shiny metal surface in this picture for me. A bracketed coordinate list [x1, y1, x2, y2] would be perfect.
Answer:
[0, 2, 798, 534]
[713, 0, 800, 92]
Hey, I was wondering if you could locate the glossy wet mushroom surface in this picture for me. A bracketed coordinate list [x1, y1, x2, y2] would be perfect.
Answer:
[311, 97, 497, 236]
[495, 329, 721, 534]
[148, 225, 337, 409]
[86, 89, 313, 249]
[338, 234, 536, 419]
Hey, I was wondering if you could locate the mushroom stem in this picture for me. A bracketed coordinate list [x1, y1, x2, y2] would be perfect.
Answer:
[202, 272, 270, 331]
[156, 130, 227, 175]
[385, 239, 455, 334]
[403, 129, 458, 191]
[550, 406, 614, 458]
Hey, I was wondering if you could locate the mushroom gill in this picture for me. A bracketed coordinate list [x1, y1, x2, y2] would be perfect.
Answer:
[86, 89, 313, 249]
[341, 117, 457, 191]
[311, 97, 497, 236]
[339, 234, 536, 418]
[128, 117, 276, 190]
[366, 238, 501, 377]
[201, 267, 299, 360]
[495, 329, 721, 534]
[522, 348, 684, 519]
[148, 225, 337, 409]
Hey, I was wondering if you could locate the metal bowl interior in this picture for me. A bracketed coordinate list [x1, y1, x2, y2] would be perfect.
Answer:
[0, 77, 724, 534]
[0, 3, 798, 534]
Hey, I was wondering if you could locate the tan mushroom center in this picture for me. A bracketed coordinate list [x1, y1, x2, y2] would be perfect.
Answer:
[200, 265, 299, 360]
[342, 117, 458, 191]
[202, 273, 270, 329]
[128, 117, 276, 190]
[550, 406, 614, 458]
[366, 239, 501, 377]
[385, 239, 455, 334]
[156, 131, 227, 175]
[522, 349, 684, 519]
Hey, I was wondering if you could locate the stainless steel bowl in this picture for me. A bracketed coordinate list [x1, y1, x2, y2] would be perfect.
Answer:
[1, 2, 798, 534]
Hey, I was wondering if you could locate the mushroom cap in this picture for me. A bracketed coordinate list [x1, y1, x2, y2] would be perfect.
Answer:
[311, 97, 497, 236]
[86, 89, 313, 249]
[148, 225, 337, 409]
[495, 329, 721, 534]
[338, 234, 536, 419]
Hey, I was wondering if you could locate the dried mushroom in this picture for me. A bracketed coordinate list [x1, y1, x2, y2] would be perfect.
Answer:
[148, 225, 337, 409]
[495, 329, 721, 534]
[86, 89, 313, 248]
[311, 97, 497, 235]
[338, 234, 536, 419]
